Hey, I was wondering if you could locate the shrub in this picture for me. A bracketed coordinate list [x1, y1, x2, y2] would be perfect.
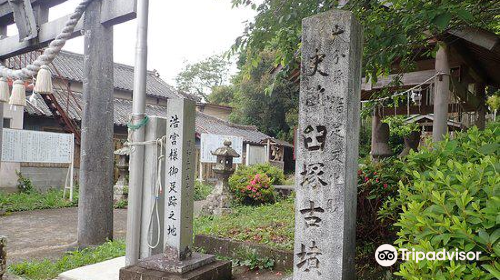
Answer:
[231, 173, 275, 205]
[382, 116, 421, 155]
[386, 123, 500, 279]
[229, 163, 284, 204]
[356, 157, 406, 275]
[230, 163, 285, 186]
[357, 157, 404, 244]
[16, 171, 34, 194]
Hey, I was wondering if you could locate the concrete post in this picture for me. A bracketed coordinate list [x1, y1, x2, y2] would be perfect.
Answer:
[140, 117, 166, 259]
[77, 0, 115, 248]
[0, 103, 3, 170]
[433, 43, 450, 142]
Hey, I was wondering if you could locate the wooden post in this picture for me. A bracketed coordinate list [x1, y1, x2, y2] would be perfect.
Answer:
[475, 83, 486, 130]
[433, 43, 450, 142]
[77, 0, 115, 248]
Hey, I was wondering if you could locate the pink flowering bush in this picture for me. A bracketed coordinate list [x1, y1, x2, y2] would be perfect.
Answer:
[230, 173, 276, 205]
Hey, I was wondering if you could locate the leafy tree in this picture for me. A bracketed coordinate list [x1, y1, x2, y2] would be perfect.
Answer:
[208, 85, 235, 106]
[230, 51, 299, 142]
[229, 0, 499, 88]
[175, 54, 231, 101]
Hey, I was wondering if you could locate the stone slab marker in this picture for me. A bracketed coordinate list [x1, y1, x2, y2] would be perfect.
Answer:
[293, 10, 362, 280]
[163, 98, 196, 260]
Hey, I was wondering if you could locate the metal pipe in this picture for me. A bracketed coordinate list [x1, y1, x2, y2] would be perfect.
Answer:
[126, 0, 150, 266]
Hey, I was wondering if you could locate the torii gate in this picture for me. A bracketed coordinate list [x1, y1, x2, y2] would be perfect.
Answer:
[0, 0, 137, 249]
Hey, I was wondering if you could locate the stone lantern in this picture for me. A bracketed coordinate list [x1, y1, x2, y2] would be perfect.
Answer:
[114, 146, 130, 201]
[202, 140, 240, 216]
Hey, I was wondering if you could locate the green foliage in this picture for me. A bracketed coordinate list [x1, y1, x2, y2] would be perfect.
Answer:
[384, 123, 500, 279]
[356, 158, 404, 274]
[229, 51, 299, 143]
[231, 163, 286, 186]
[194, 198, 295, 251]
[232, 248, 276, 270]
[9, 240, 125, 280]
[229, 0, 499, 100]
[194, 181, 213, 201]
[229, 164, 285, 204]
[175, 54, 231, 101]
[382, 116, 421, 154]
[114, 199, 128, 209]
[0, 189, 77, 213]
[16, 171, 34, 194]
[487, 92, 500, 111]
[232, 173, 276, 204]
[207, 85, 235, 106]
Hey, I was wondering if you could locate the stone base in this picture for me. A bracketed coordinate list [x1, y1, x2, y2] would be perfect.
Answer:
[138, 253, 215, 274]
[119, 260, 232, 280]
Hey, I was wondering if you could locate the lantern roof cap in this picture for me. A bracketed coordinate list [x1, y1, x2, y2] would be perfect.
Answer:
[211, 140, 240, 158]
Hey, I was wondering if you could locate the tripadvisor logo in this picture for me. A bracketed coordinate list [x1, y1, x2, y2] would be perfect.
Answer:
[375, 244, 482, 267]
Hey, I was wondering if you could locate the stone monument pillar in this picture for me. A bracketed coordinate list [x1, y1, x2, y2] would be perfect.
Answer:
[293, 10, 362, 280]
[202, 140, 240, 216]
[120, 99, 232, 280]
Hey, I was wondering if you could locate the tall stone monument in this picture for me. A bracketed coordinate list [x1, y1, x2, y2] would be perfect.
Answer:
[293, 10, 362, 280]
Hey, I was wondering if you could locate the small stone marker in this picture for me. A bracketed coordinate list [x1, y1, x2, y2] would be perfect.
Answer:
[293, 10, 362, 280]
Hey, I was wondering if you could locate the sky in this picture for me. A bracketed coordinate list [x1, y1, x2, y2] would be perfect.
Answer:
[34, 0, 257, 85]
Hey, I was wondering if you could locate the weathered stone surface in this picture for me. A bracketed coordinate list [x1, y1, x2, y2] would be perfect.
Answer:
[164, 99, 196, 261]
[201, 140, 239, 216]
[119, 260, 231, 280]
[137, 253, 215, 274]
[77, 0, 115, 248]
[0, 236, 6, 279]
[294, 9, 362, 280]
[398, 130, 421, 158]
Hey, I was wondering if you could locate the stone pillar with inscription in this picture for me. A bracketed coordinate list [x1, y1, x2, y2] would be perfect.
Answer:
[120, 99, 232, 280]
[293, 10, 362, 280]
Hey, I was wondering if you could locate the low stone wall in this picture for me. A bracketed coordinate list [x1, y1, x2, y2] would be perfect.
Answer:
[20, 166, 79, 192]
[194, 235, 293, 271]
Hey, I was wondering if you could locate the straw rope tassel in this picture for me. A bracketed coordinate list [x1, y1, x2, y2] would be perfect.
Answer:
[34, 65, 53, 94]
[9, 80, 26, 107]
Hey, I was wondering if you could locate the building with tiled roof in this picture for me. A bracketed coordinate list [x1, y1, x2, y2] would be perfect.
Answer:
[1, 51, 293, 190]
